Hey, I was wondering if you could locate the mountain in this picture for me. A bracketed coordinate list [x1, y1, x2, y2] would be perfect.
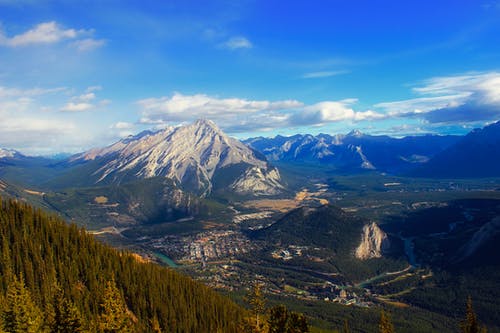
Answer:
[245, 131, 460, 174]
[412, 121, 500, 178]
[0, 148, 22, 159]
[66, 119, 284, 196]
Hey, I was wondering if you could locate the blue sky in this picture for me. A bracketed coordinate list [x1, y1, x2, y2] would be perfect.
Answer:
[0, 0, 500, 154]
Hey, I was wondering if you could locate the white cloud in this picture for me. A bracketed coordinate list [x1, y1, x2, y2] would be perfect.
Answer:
[137, 93, 386, 133]
[375, 94, 471, 115]
[413, 72, 500, 105]
[72, 38, 106, 51]
[0, 117, 77, 154]
[301, 70, 349, 79]
[75, 92, 96, 102]
[0, 21, 105, 52]
[59, 87, 108, 112]
[290, 99, 384, 125]
[0, 117, 74, 133]
[138, 93, 302, 124]
[376, 71, 500, 123]
[60, 102, 93, 112]
[0, 83, 112, 154]
[221, 36, 252, 50]
[110, 121, 134, 129]
[0, 21, 85, 47]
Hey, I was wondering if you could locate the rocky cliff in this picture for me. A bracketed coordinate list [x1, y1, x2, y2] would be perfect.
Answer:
[355, 222, 390, 259]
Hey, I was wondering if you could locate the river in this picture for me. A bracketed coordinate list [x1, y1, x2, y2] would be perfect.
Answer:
[154, 252, 178, 268]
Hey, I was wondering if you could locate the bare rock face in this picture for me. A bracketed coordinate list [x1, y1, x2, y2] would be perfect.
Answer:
[230, 166, 284, 195]
[355, 222, 390, 259]
[71, 119, 284, 196]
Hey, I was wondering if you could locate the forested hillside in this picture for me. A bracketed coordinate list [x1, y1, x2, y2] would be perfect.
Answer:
[0, 198, 243, 332]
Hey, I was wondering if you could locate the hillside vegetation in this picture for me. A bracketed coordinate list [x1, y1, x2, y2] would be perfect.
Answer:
[0, 197, 243, 332]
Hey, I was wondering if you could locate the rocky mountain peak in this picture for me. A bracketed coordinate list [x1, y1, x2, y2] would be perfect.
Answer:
[346, 129, 364, 138]
[192, 118, 219, 130]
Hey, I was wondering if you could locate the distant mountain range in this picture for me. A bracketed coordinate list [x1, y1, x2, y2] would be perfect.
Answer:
[245, 131, 460, 174]
[246, 121, 500, 177]
[1, 120, 499, 194]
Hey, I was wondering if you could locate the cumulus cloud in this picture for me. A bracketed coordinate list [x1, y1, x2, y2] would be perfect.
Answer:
[60, 102, 93, 112]
[220, 36, 252, 49]
[376, 72, 500, 124]
[0, 21, 104, 52]
[290, 99, 385, 125]
[0, 21, 84, 47]
[137, 93, 386, 133]
[138, 92, 302, 124]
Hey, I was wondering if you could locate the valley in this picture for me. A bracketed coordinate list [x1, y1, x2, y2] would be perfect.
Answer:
[1, 120, 499, 332]
[34, 169, 498, 330]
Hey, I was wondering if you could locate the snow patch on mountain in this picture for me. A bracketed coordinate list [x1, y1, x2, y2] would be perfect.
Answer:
[0, 148, 20, 159]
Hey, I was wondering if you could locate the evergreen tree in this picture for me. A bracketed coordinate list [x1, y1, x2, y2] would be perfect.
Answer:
[460, 296, 487, 333]
[267, 304, 309, 333]
[379, 310, 394, 333]
[97, 280, 134, 333]
[287, 312, 309, 333]
[1, 275, 44, 333]
[50, 285, 84, 333]
[268, 305, 288, 333]
[241, 283, 267, 333]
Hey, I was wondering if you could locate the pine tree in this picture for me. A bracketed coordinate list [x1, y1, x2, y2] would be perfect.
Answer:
[460, 296, 487, 333]
[1, 275, 44, 333]
[241, 283, 267, 333]
[287, 312, 309, 333]
[268, 305, 288, 333]
[379, 310, 394, 333]
[97, 280, 134, 333]
[50, 285, 84, 333]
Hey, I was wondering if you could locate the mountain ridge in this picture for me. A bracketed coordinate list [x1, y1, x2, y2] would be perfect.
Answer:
[245, 131, 462, 173]
[412, 120, 500, 178]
